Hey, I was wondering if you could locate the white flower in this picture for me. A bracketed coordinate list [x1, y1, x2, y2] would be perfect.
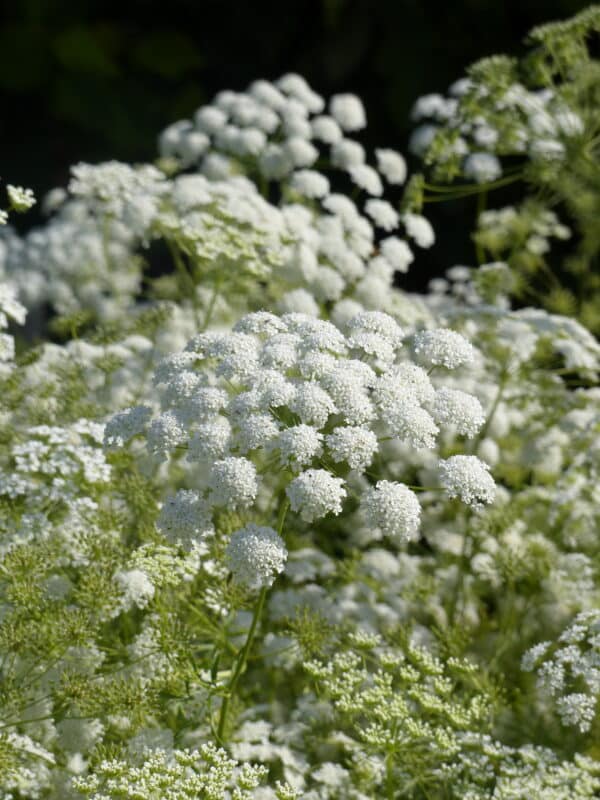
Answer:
[226, 524, 287, 590]
[277, 73, 324, 113]
[201, 152, 232, 179]
[114, 569, 155, 613]
[365, 200, 399, 231]
[278, 288, 320, 317]
[236, 128, 267, 156]
[449, 77, 473, 96]
[408, 123, 438, 156]
[555, 109, 584, 137]
[375, 148, 407, 184]
[530, 138, 565, 160]
[432, 387, 485, 437]
[147, 412, 187, 456]
[260, 333, 301, 370]
[374, 363, 435, 408]
[473, 124, 499, 147]
[187, 417, 232, 460]
[348, 165, 383, 196]
[412, 328, 476, 369]
[411, 92, 454, 121]
[291, 382, 337, 428]
[347, 311, 404, 347]
[104, 406, 152, 449]
[154, 352, 198, 385]
[284, 137, 319, 168]
[386, 396, 439, 449]
[348, 331, 395, 366]
[313, 761, 350, 787]
[286, 469, 346, 521]
[178, 130, 210, 164]
[311, 115, 343, 144]
[322, 193, 360, 223]
[194, 105, 228, 134]
[321, 366, 375, 426]
[330, 94, 367, 131]
[556, 693, 596, 733]
[402, 213, 435, 248]
[274, 424, 324, 467]
[156, 489, 214, 549]
[521, 641, 552, 672]
[438, 455, 496, 507]
[233, 311, 287, 337]
[330, 139, 366, 169]
[7, 185, 36, 212]
[290, 170, 330, 198]
[380, 237, 414, 273]
[208, 457, 258, 509]
[234, 413, 280, 453]
[312, 265, 346, 302]
[463, 153, 502, 183]
[259, 144, 294, 179]
[325, 426, 378, 470]
[0, 333, 15, 362]
[362, 480, 421, 543]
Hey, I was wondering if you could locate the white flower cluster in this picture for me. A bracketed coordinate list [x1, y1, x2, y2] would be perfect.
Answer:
[73, 744, 268, 799]
[69, 161, 168, 218]
[412, 328, 477, 369]
[0, 76, 441, 337]
[522, 611, 600, 733]
[1, 198, 142, 318]
[155, 488, 215, 550]
[107, 310, 492, 552]
[477, 205, 571, 259]
[156, 74, 435, 317]
[7, 184, 36, 213]
[438, 455, 496, 507]
[113, 568, 156, 615]
[410, 76, 584, 180]
[226, 524, 288, 590]
[5, 420, 110, 502]
[362, 480, 421, 543]
[0, 282, 27, 368]
[3, 43, 600, 799]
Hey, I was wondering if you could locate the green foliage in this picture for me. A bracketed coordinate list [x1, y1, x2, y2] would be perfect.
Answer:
[410, 4, 600, 334]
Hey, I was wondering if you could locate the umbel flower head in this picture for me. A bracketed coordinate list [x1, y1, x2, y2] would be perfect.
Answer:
[106, 309, 494, 551]
[154, 74, 436, 319]
[225, 524, 287, 590]
[522, 610, 600, 733]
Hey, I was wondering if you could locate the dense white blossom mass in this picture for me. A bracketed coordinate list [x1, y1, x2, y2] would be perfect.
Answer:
[1, 29, 600, 798]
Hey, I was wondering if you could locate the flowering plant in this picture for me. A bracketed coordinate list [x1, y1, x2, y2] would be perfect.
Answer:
[0, 8, 599, 798]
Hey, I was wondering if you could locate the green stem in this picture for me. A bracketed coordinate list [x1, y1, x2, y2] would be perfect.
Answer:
[448, 526, 471, 628]
[167, 240, 202, 328]
[471, 369, 508, 451]
[216, 585, 268, 742]
[475, 190, 488, 265]
[422, 166, 523, 192]
[216, 498, 289, 742]
[202, 279, 221, 331]
[385, 751, 395, 799]
[422, 173, 523, 204]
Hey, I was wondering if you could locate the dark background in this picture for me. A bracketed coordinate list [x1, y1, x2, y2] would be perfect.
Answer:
[0, 0, 591, 284]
